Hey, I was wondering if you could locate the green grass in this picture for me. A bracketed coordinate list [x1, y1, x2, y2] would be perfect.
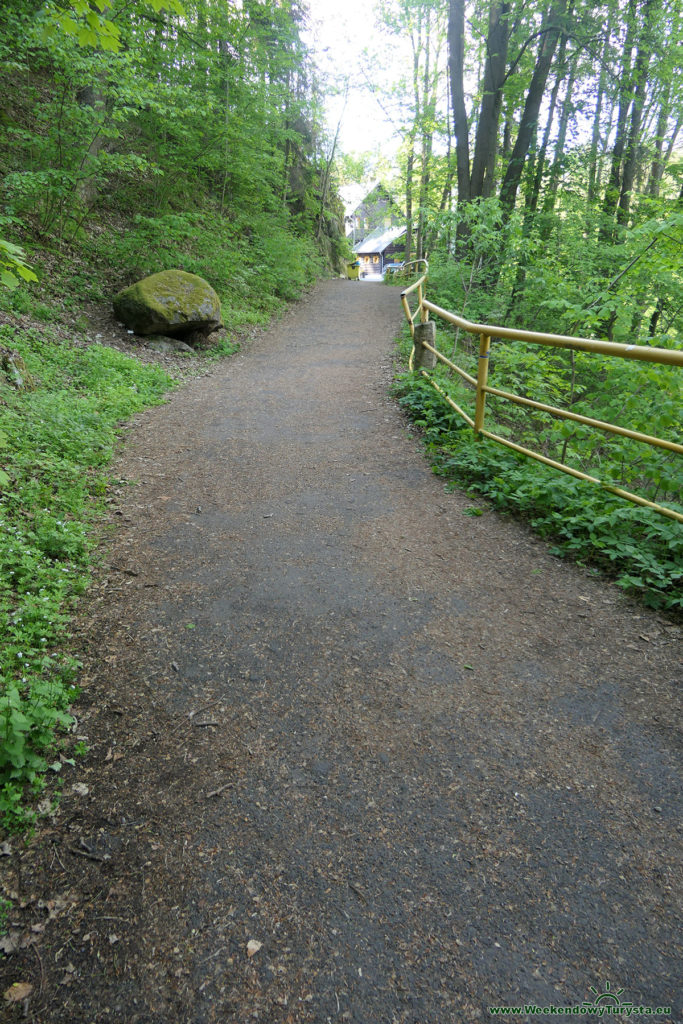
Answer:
[0, 319, 175, 830]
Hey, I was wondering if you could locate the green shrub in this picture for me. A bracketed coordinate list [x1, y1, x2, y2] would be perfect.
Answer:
[95, 208, 323, 330]
[393, 371, 682, 612]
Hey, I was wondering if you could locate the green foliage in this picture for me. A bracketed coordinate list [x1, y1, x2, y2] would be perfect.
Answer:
[0, 0, 341, 266]
[420, 155, 683, 354]
[38, 0, 124, 52]
[205, 337, 240, 362]
[394, 372, 683, 612]
[404, 194, 683, 520]
[37, 0, 185, 53]
[98, 209, 323, 329]
[0, 320, 174, 829]
[0, 239, 38, 290]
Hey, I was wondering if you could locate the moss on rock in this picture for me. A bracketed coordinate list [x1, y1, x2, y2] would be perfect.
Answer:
[113, 270, 223, 338]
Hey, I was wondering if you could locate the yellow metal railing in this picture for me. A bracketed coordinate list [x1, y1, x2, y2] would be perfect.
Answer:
[398, 260, 429, 330]
[401, 265, 683, 524]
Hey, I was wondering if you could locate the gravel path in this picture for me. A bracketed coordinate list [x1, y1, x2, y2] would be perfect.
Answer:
[2, 280, 681, 1023]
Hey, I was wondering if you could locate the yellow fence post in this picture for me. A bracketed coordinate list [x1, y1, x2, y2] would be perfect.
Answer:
[474, 332, 491, 434]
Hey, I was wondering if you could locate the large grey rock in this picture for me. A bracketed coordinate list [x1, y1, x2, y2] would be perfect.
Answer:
[113, 270, 222, 339]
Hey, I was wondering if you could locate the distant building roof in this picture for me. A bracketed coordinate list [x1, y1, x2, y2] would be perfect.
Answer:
[353, 224, 406, 255]
[340, 182, 373, 220]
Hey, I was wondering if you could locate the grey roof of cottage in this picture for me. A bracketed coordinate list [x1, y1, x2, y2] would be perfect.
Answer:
[340, 181, 379, 220]
[353, 224, 406, 255]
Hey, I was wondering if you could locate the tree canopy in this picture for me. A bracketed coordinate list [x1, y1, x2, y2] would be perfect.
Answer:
[369, 0, 682, 605]
[361, 0, 682, 345]
[0, 0, 349, 292]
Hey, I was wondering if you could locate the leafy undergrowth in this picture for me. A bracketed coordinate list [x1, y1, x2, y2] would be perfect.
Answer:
[0, 319, 175, 831]
[3, 208, 325, 339]
[393, 371, 683, 614]
[96, 209, 325, 328]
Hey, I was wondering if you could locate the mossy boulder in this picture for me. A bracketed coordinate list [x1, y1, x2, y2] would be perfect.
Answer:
[113, 270, 223, 339]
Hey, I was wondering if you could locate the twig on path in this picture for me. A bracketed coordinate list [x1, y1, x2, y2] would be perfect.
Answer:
[69, 839, 110, 863]
[33, 942, 46, 995]
[69, 847, 108, 862]
[199, 946, 227, 964]
[206, 782, 233, 799]
[169, 699, 223, 735]
[50, 840, 68, 873]
[348, 882, 367, 904]
[188, 699, 222, 719]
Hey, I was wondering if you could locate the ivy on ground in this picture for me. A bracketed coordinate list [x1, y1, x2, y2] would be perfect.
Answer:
[393, 371, 682, 613]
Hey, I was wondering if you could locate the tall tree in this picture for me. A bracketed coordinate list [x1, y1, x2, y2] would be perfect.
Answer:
[499, 0, 569, 216]
[448, 0, 511, 206]
[376, 0, 448, 261]
[586, 8, 614, 208]
[448, 0, 471, 205]
[616, 0, 657, 225]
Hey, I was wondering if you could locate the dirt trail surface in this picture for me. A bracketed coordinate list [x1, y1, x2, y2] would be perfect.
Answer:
[2, 280, 682, 1023]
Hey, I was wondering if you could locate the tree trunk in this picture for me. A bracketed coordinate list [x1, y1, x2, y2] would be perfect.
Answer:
[316, 91, 346, 242]
[404, 138, 415, 263]
[505, 38, 570, 319]
[75, 84, 111, 210]
[617, 0, 655, 225]
[541, 59, 576, 223]
[416, 12, 431, 261]
[448, 0, 471, 204]
[645, 90, 681, 198]
[527, 32, 568, 215]
[499, 0, 568, 217]
[600, 1, 637, 236]
[501, 111, 512, 167]
[587, 10, 613, 207]
[218, 37, 232, 216]
[438, 70, 456, 217]
[470, 2, 510, 199]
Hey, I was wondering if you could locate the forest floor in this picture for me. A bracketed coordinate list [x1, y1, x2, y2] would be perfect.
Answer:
[1, 279, 681, 1023]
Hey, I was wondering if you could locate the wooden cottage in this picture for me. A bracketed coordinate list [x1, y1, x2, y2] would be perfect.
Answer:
[353, 224, 406, 278]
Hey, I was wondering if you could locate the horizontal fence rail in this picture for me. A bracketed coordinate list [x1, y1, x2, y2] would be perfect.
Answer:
[400, 266, 683, 524]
